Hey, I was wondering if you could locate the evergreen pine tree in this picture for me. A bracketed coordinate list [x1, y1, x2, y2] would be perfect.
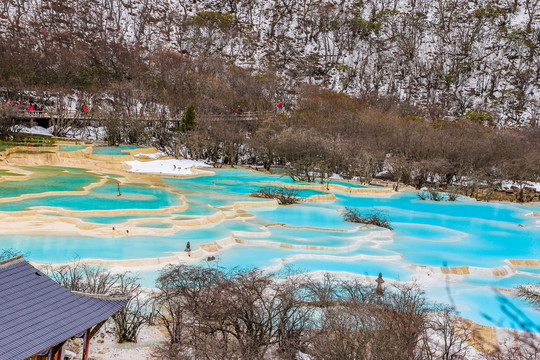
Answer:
[182, 102, 197, 132]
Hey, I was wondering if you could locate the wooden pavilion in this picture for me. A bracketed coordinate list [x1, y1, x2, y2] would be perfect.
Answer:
[0, 255, 129, 360]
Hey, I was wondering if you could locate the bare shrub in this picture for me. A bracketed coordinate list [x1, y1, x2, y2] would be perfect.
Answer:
[343, 207, 393, 230]
[151, 266, 540, 359]
[418, 306, 473, 360]
[102, 112, 123, 146]
[517, 285, 540, 307]
[483, 333, 540, 360]
[44, 259, 152, 343]
[428, 188, 445, 201]
[417, 191, 429, 200]
[0, 248, 21, 260]
[0, 105, 17, 138]
[154, 266, 314, 360]
[251, 186, 299, 205]
[124, 117, 150, 145]
[418, 188, 459, 201]
[45, 259, 118, 293]
[305, 277, 431, 360]
[112, 275, 154, 343]
[447, 190, 460, 202]
[153, 266, 224, 347]
[275, 127, 331, 183]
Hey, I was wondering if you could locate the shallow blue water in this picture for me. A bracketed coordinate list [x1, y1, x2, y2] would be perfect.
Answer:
[0, 169, 23, 176]
[80, 215, 169, 224]
[91, 145, 143, 155]
[286, 257, 414, 280]
[58, 144, 86, 151]
[516, 267, 540, 275]
[334, 192, 539, 268]
[164, 170, 327, 208]
[0, 233, 186, 261]
[426, 282, 540, 332]
[0, 166, 99, 200]
[327, 179, 370, 188]
[0, 167, 539, 329]
[0, 221, 265, 262]
[238, 226, 368, 248]
[0, 180, 180, 212]
[464, 274, 540, 288]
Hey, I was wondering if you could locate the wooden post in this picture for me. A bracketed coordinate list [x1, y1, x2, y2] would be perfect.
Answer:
[54, 344, 63, 360]
[82, 328, 91, 360]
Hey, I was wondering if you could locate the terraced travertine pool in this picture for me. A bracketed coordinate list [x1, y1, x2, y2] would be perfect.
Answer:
[0, 164, 539, 331]
[58, 144, 87, 152]
[91, 145, 145, 155]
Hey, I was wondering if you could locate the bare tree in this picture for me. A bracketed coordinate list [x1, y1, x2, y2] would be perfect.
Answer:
[0, 105, 17, 138]
[44, 260, 151, 343]
[418, 306, 473, 360]
[112, 274, 154, 343]
[306, 276, 431, 360]
[154, 266, 314, 360]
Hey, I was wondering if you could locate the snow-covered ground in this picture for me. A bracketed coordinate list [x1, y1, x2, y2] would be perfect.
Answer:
[124, 159, 211, 175]
[11, 125, 53, 136]
[502, 180, 540, 192]
[10, 124, 104, 140]
[61, 126, 106, 140]
[134, 151, 167, 159]
[65, 322, 166, 360]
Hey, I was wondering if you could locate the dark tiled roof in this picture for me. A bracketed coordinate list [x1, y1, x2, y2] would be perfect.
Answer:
[0, 256, 129, 360]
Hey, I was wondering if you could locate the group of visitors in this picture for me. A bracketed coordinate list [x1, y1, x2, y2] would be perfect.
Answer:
[230, 105, 243, 115]
[0, 97, 46, 113]
[276, 98, 293, 113]
[0, 97, 94, 118]
[80, 104, 89, 116]
[222, 98, 293, 117]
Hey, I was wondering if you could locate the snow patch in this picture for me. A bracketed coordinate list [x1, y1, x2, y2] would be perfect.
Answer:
[134, 152, 167, 159]
[11, 125, 53, 136]
[124, 159, 211, 175]
[502, 181, 540, 192]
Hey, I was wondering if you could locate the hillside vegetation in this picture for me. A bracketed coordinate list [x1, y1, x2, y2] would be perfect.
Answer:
[1, 0, 539, 125]
[1, 0, 539, 200]
[180, 90, 540, 201]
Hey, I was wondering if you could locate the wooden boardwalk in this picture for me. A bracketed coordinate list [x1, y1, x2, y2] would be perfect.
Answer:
[15, 110, 279, 124]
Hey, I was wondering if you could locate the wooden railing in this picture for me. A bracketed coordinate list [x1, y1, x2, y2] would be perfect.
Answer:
[199, 111, 278, 121]
[14, 110, 280, 122]
[16, 110, 92, 120]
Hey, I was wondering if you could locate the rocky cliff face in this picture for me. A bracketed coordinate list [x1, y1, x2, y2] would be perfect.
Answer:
[1, 0, 538, 125]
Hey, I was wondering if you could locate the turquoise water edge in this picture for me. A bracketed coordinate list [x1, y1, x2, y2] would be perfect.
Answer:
[0, 165, 539, 330]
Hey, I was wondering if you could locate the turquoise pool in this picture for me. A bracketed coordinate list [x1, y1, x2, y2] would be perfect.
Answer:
[91, 145, 144, 155]
[58, 144, 86, 151]
[0, 169, 23, 176]
[0, 167, 539, 330]
[0, 166, 99, 199]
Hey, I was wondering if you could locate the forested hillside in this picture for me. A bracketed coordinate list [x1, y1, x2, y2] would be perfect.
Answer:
[1, 0, 539, 125]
